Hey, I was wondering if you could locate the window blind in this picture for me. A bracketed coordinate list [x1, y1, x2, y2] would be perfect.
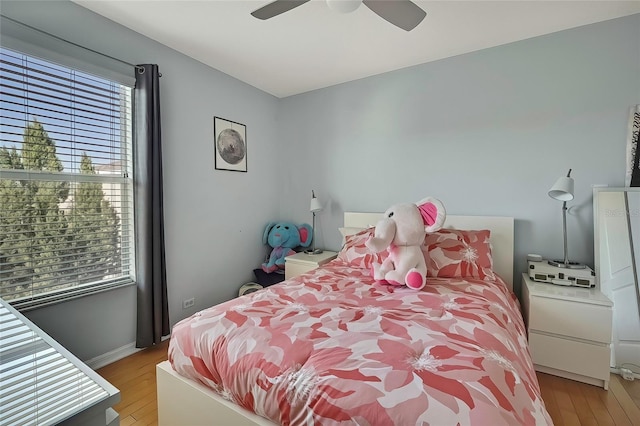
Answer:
[0, 298, 119, 425]
[0, 47, 135, 310]
[0, 16, 136, 88]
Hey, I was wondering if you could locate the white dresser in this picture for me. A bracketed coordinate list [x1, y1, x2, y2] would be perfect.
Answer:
[521, 273, 613, 389]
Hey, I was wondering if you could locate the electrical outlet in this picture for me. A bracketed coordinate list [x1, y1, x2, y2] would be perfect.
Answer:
[182, 298, 195, 309]
[621, 368, 635, 381]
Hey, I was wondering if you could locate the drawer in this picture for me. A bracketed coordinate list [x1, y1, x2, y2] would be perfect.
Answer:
[529, 296, 611, 344]
[529, 332, 610, 381]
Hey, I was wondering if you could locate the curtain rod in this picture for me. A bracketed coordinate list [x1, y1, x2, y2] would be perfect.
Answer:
[1, 14, 148, 75]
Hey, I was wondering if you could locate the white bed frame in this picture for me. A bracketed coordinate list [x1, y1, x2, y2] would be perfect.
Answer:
[157, 214, 514, 425]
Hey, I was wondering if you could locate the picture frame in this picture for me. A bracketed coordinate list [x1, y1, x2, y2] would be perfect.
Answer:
[214, 116, 247, 172]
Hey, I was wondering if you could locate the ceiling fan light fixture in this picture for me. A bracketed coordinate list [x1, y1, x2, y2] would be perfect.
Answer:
[326, 0, 362, 14]
[251, 0, 426, 32]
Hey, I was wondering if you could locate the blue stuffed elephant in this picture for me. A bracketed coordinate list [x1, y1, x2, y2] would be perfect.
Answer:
[262, 221, 313, 273]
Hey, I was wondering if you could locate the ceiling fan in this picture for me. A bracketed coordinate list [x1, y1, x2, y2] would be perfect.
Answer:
[251, 0, 427, 32]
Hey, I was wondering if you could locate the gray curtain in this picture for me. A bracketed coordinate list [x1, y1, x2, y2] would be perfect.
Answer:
[628, 105, 640, 187]
[134, 64, 169, 348]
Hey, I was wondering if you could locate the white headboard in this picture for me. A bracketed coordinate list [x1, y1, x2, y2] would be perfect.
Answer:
[344, 212, 515, 291]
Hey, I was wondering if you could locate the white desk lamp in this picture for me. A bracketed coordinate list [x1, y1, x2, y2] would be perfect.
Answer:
[548, 168, 586, 269]
[305, 190, 323, 255]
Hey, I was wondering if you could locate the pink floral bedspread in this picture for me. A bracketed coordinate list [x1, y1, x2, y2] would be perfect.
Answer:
[169, 260, 551, 425]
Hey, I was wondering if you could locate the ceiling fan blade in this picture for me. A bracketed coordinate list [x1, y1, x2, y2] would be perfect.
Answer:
[362, 0, 426, 31]
[251, 0, 311, 20]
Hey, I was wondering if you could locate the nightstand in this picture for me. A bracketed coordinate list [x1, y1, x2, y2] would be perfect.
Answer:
[285, 251, 338, 280]
[521, 273, 613, 389]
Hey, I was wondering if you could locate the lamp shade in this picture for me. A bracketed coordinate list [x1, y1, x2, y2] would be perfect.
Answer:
[548, 176, 574, 201]
[326, 0, 362, 13]
[310, 196, 322, 213]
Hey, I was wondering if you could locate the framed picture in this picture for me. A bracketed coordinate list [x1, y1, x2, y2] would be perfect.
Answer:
[214, 116, 247, 172]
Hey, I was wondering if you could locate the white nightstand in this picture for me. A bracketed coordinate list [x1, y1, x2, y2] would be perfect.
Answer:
[285, 251, 338, 280]
[521, 273, 613, 389]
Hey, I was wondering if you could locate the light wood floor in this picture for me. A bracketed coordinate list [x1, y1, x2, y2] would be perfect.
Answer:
[97, 340, 640, 425]
[97, 340, 170, 426]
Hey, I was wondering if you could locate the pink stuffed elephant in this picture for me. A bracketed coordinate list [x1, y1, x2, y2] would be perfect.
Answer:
[365, 197, 446, 290]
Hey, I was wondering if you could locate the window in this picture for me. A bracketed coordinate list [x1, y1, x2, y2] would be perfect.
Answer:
[0, 47, 135, 310]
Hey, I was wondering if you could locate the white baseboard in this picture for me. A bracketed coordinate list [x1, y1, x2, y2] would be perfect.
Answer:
[86, 342, 142, 370]
[86, 334, 171, 370]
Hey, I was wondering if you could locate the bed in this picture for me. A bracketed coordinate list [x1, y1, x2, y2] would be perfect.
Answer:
[157, 213, 551, 425]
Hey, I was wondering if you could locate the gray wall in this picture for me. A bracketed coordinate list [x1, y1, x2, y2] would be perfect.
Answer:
[1, 0, 281, 361]
[278, 14, 640, 296]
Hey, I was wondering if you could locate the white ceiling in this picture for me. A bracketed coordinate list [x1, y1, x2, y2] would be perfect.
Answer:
[72, 1, 640, 98]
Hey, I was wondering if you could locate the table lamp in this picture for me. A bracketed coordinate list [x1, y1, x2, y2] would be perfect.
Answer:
[305, 190, 323, 254]
[548, 168, 586, 269]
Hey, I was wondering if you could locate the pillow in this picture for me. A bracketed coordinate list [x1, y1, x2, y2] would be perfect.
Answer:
[338, 225, 379, 245]
[338, 227, 364, 238]
[422, 229, 494, 279]
[337, 227, 388, 269]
